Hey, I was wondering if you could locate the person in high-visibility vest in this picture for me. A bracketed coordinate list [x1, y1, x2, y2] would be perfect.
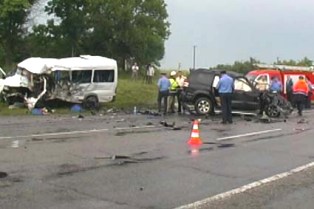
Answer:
[293, 76, 309, 116]
[176, 71, 187, 113]
[168, 71, 179, 113]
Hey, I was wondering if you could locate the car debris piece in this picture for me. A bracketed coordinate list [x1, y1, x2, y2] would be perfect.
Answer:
[160, 121, 175, 127]
[160, 121, 182, 130]
[241, 115, 253, 121]
[297, 118, 308, 124]
[106, 108, 114, 113]
[294, 127, 310, 131]
[259, 117, 271, 123]
[0, 172, 8, 178]
[138, 110, 161, 116]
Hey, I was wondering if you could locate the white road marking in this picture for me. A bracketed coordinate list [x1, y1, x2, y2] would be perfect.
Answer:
[0, 128, 110, 140]
[0, 125, 157, 140]
[216, 128, 282, 141]
[175, 161, 314, 209]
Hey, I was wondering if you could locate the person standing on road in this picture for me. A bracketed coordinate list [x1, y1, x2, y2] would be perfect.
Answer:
[168, 71, 179, 113]
[305, 79, 312, 109]
[157, 72, 170, 114]
[131, 62, 139, 80]
[216, 71, 234, 124]
[269, 77, 282, 93]
[292, 76, 309, 116]
[286, 76, 294, 104]
[176, 70, 186, 113]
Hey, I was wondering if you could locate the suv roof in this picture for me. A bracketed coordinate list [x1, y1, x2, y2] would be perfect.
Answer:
[190, 68, 243, 78]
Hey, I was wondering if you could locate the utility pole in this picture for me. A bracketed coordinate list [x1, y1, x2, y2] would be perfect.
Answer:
[193, 45, 197, 70]
[178, 62, 181, 70]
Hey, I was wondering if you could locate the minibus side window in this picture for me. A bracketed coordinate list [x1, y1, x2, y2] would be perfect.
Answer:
[72, 70, 92, 83]
[93, 70, 114, 83]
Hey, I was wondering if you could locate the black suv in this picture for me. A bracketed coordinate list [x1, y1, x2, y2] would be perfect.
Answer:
[181, 68, 292, 116]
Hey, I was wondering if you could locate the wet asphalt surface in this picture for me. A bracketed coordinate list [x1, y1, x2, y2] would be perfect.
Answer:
[0, 110, 314, 209]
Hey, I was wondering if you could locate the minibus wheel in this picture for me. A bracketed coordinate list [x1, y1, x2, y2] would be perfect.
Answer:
[84, 96, 99, 110]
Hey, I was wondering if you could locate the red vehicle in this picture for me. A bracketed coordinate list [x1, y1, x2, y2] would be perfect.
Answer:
[246, 64, 314, 103]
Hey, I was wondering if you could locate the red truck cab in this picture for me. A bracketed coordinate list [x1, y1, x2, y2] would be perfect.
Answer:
[246, 64, 314, 102]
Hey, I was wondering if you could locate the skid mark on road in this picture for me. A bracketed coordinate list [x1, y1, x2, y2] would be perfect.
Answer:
[175, 161, 314, 209]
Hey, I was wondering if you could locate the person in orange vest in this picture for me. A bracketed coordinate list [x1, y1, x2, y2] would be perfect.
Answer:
[292, 76, 309, 116]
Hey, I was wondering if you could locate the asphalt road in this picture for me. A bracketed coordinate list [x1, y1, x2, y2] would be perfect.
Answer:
[0, 110, 314, 209]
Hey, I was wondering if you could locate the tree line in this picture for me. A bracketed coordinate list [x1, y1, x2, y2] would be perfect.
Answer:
[209, 57, 313, 74]
[0, 0, 170, 70]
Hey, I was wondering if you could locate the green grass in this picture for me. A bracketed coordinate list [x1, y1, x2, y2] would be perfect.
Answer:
[0, 76, 159, 115]
[0, 102, 72, 116]
[0, 103, 29, 116]
[107, 78, 158, 109]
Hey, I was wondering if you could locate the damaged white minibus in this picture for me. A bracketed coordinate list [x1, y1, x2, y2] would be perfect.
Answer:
[1, 55, 118, 109]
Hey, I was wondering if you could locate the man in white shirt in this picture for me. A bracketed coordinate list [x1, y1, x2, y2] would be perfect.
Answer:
[146, 64, 155, 84]
[131, 62, 139, 80]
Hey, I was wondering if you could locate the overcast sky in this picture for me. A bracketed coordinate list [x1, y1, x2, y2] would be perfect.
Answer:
[161, 0, 314, 69]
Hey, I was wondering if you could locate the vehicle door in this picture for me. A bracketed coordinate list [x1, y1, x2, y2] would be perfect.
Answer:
[71, 69, 94, 95]
[232, 77, 260, 111]
[91, 69, 116, 102]
[254, 74, 270, 91]
[0, 67, 5, 93]
[211, 75, 221, 106]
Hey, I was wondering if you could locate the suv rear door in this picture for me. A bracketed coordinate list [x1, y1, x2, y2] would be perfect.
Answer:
[185, 70, 214, 97]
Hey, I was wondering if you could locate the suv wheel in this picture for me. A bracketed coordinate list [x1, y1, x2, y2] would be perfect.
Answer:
[195, 97, 213, 115]
[265, 105, 280, 117]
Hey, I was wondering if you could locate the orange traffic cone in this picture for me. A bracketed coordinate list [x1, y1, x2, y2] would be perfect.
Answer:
[187, 119, 203, 146]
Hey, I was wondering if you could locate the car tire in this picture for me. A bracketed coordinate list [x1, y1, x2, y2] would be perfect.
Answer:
[84, 96, 99, 110]
[265, 105, 280, 117]
[195, 97, 213, 115]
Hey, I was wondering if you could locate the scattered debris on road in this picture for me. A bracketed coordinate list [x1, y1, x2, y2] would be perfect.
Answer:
[297, 118, 308, 124]
[94, 154, 165, 166]
[160, 121, 182, 130]
[138, 110, 161, 116]
[0, 172, 8, 178]
[160, 121, 175, 127]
